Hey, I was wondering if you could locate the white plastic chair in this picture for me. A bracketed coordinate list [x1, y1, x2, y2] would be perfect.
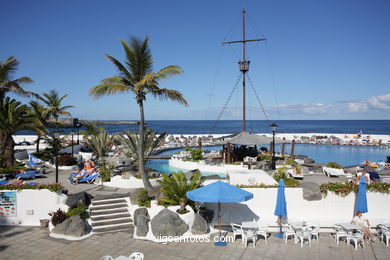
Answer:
[297, 231, 311, 247]
[243, 229, 257, 248]
[283, 224, 297, 243]
[129, 252, 144, 260]
[381, 226, 390, 246]
[99, 256, 113, 260]
[309, 224, 320, 243]
[256, 226, 268, 244]
[231, 223, 244, 243]
[349, 231, 364, 250]
[334, 224, 348, 244]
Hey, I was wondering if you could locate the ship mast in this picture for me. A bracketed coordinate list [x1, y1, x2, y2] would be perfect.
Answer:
[223, 9, 266, 132]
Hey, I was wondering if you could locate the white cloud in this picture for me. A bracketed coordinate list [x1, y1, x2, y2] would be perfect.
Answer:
[345, 92, 390, 112]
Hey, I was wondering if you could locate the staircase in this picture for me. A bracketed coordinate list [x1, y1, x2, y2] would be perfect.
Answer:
[90, 194, 134, 234]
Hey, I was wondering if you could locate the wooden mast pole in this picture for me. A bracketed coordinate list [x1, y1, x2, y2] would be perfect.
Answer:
[222, 9, 266, 133]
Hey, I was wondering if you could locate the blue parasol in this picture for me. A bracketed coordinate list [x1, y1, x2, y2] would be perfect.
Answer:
[187, 180, 253, 246]
[274, 179, 287, 238]
[355, 176, 368, 213]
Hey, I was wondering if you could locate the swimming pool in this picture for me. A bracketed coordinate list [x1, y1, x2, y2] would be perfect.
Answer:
[145, 144, 389, 175]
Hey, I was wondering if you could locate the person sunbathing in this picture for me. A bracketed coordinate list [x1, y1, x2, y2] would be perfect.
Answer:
[71, 161, 96, 184]
[351, 211, 372, 240]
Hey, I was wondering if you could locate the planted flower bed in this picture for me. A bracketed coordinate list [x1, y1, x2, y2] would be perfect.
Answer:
[320, 182, 390, 197]
[0, 183, 63, 193]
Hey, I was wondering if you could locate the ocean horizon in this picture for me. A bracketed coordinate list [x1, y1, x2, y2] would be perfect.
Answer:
[15, 120, 390, 135]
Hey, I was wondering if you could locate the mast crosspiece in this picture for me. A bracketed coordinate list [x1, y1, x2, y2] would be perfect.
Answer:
[222, 8, 266, 132]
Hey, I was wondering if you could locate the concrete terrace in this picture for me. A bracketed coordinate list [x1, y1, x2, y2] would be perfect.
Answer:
[1, 225, 390, 260]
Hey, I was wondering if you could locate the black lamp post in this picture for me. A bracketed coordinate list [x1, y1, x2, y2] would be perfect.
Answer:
[54, 132, 60, 183]
[70, 130, 75, 158]
[270, 123, 278, 170]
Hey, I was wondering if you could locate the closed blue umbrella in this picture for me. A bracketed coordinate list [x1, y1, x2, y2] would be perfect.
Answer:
[355, 176, 368, 213]
[187, 180, 253, 246]
[274, 179, 287, 238]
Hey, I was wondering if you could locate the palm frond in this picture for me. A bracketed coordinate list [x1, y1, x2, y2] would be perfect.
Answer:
[151, 88, 188, 106]
[89, 82, 130, 98]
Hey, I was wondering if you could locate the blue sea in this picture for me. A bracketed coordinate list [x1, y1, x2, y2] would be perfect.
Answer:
[16, 120, 390, 135]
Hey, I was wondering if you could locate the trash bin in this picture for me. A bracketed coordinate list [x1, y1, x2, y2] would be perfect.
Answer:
[40, 219, 50, 228]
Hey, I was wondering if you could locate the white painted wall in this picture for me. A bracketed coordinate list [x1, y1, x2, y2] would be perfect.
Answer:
[0, 189, 68, 226]
[204, 188, 390, 228]
[102, 175, 161, 189]
[169, 158, 250, 174]
[227, 171, 277, 185]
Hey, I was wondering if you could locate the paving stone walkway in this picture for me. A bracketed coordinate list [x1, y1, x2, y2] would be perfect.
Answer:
[1, 225, 390, 260]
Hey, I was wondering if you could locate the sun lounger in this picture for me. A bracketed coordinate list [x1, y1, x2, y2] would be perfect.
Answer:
[27, 182, 39, 186]
[0, 181, 8, 185]
[78, 172, 100, 184]
[16, 170, 45, 180]
[322, 167, 345, 177]
[286, 168, 304, 180]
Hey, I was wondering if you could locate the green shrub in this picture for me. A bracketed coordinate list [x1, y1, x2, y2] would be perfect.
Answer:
[273, 167, 300, 187]
[137, 188, 152, 208]
[49, 208, 67, 226]
[99, 167, 112, 182]
[58, 153, 78, 166]
[184, 146, 191, 152]
[326, 161, 342, 169]
[286, 158, 294, 166]
[257, 154, 271, 161]
[190, 149, 203, 160]
[66, 203, 89, 220]
[0, 164, 27, 175]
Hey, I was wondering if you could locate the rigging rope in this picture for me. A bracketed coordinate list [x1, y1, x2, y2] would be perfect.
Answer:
[211, 73, 242, 131]
[247, 72, 271, 123]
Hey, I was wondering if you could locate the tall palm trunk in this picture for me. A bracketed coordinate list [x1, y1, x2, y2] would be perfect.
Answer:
[0, 132, 5, 165]
[138, 100, 153, 191]
[4, 134, 15, 167]
[36, 136, 40, 155]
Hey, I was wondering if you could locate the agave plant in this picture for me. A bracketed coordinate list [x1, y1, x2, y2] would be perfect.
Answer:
[85, 131, 114, 168]
[157, 171, 204, 213]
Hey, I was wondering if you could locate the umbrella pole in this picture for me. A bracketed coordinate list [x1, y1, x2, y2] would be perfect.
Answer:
[275, 216, 284, 239]
[215, 202, 227, 246]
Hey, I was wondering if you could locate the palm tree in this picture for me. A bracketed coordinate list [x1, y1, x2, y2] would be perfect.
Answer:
[42, 89, 74, 123]
[158, 171, 204, 212]
[89, 36, 188, 191]
[0, 98, 43, 167]
[29, 101, 50, 154]
[116, 129, 166, 170]
[0, 56, 38, 100]
[79, 121, 104, 139]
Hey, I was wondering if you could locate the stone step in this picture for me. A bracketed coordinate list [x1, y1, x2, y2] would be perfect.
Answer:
[90, 203, 128, 211]
[93, 224, 134, 234]
[92, 198, 127, 206]
[92, 218, 133, 228]
[90, 208, 129, 216]
[91, 213, 131, 222]
[93, 193, 130, 201]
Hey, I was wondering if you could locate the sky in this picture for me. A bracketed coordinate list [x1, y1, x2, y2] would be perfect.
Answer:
[1, 0, 390, 120]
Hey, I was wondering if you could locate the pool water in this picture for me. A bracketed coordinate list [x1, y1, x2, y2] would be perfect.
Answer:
[146, 144, 390, 175]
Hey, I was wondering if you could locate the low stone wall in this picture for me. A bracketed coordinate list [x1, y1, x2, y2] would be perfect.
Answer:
[103, 175, 161, 189]
[204, 188, 390, 228]
[0, 189, 68, 226]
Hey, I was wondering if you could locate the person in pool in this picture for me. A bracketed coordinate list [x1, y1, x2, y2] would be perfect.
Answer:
[351, 211, 372, 240]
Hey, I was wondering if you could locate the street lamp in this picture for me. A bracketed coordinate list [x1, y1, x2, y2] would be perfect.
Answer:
[54, 132, 60, 183]
[70, 130, 75, 158]
[270, 123, 278, 170]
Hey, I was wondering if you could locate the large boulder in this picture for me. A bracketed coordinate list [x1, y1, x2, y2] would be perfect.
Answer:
[151, 209, 189, 237]
[135, 214, 150, 237]
[134, 208, 149, 226]
[191, 213, 209, 235]
[300, 182, 322, 201]
[66, 192, 93, 208]
[52, 216, 89, 237]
